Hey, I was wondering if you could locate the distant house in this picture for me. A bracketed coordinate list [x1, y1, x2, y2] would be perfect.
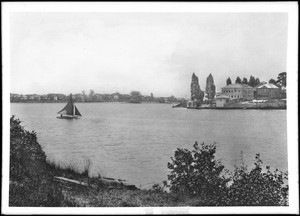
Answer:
[20, 95, 28, 100]
[25, 94, 41, 100]
[74, 93, 84, 102]
[280, 86, 287, 99]
[221, 83, 255, 101]
[40, 95, 50, 101]
[10, 93, 21, 102]
[186, 100, 195, 108]
[47, 93, 66, 101]
[47, 94, 58, 101]
[34, 95, 41, 100]
[93, 93, 103, 102]
[215, 95, 230, 107]
[102, 94, 112, 102]
[56, 94, 67, 100]
[112, 93, 121, 101]
[26, 94, 35, 100]
[255, 83, 280, 99]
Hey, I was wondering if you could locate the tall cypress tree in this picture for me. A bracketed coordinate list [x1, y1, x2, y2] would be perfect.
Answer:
[242, 77, 248, 84]
[206, 73, 216, 100]
[191, 73, 204, 106]
[248, 76, 256, 87]
[226, 77, 232, 85]
[235, 76, 242, 84]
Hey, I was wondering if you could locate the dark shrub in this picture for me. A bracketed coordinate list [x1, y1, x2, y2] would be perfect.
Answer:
[166, 142, 288, 206]
[9, 115, 64, 206]
[167, 142, 230, 205]
[226, 154, 289, 206]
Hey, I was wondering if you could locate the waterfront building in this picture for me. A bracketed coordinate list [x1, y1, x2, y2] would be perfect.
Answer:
[112, 92, 121, 101]
[221, 83, 255, 101]
[57, 94, 67, 101]
[93, 93, 103, 102]
[215, 95, 230, 107]
[41, 95, 50, 101]
[280, 86, 286, 98]
[255, 83, 280, 99]
[20, 95, 28, 101]
[10, 93, 21, 102]
[186, 100, 195, 108]
[47, 94, 58, 101]
[74, 93, 85, 102]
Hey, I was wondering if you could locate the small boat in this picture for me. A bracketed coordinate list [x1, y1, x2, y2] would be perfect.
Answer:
[57, 94, 82, 119]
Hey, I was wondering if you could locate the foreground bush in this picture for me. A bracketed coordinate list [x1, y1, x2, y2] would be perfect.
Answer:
[166, 142, 230, 205]
[166, 142, 288, 206]
[9, 115, 65, 206]
[226, 154, 288, 206]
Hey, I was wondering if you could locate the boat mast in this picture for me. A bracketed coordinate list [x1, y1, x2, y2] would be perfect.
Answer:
[73, 97, 75, 116]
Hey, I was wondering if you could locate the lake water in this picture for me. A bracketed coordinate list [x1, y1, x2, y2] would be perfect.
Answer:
[10, 103, 287, 188]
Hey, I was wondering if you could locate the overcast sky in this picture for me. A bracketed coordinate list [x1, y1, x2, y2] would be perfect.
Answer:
[10, 12, 288, 97]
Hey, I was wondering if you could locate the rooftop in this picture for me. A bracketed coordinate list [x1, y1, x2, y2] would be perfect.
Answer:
[222, 83, 253, 89]
[256, 83, 279, 89]
[216, 95, 230, 99]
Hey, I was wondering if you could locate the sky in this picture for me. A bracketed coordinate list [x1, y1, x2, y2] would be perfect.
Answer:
[10, 12, 288, 98]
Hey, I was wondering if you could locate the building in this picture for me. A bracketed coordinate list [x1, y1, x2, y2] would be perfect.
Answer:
[47, 94, 58, 101]
[215, 95, 230, 107]
[186, 100, 195, 108]
[47, 93, 66, 101]
[112, 92, 121, 101]
[10, 93, 21, 102]
[255, 83, 280, 99]
[93, 93, 103, 102]
[74, 93, 85, 102]
[280, 86, 286, 99]
[40, 95, 50, 101]
[221, 83, 255, 101]
[56, 94, 67, 101]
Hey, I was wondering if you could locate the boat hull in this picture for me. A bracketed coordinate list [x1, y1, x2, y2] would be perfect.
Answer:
[57, 115, 80, 119]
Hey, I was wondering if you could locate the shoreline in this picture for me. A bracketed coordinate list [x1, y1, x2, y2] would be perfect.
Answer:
[185, 106, 286, 110]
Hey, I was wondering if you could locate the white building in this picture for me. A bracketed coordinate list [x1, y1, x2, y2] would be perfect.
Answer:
[215, 95, 230, 107]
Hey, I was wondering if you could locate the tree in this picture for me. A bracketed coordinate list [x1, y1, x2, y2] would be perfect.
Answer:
[89, 89, 94, 97]
[226, 154, 288, 206]
[130, 91, 142, 102]
[89, 90, 94, 100]
[276, 72, 286, 87]
[89, 89, 95, 102]
[191, 73, 204, 106]
[206, 74, 216, 100]
[166, 142, 289, 206]
[81, 90, 86, 96]
[255, 78, 260, 86]
[167, 142, 230, 205]
[248, 76, 256, 87]
[235, 76, 242, 84]
[269, 79, 276, 85]
[242, 77, 248, 85]
[226, 77, 232, 85]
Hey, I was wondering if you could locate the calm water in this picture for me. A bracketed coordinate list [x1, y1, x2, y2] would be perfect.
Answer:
[10, 103, 287, 188]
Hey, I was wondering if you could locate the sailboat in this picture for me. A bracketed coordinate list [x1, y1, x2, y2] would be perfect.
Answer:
[57, 94, 82, 119]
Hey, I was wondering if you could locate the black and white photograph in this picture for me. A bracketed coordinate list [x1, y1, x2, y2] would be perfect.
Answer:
[2, 2, 299, 215]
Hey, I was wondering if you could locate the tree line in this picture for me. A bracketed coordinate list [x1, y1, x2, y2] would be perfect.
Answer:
[226, 72, 287, 88]
[226, 76, 260, 87]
